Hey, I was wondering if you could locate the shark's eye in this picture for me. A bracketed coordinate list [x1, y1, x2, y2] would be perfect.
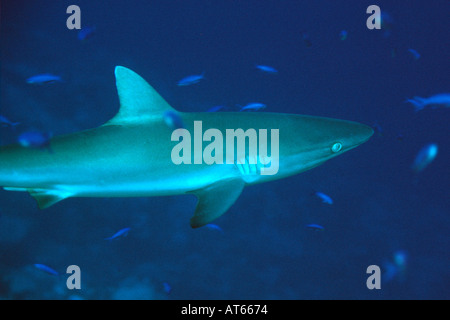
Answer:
[331, 142, 342, 153]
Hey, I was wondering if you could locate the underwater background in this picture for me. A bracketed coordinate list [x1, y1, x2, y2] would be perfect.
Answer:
[0, 0, 448, 300]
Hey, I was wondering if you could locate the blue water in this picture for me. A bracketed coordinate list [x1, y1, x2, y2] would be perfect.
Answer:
[0, 0, 449, 300]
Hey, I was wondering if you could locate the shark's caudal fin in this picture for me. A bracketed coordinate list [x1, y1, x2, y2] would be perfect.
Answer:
[105, 66, 177, 125]
[189, 179, 245, 228]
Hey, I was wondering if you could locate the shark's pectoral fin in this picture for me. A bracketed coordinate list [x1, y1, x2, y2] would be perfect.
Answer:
[189, 179, 245, 228]
[28, 189, 73, 209]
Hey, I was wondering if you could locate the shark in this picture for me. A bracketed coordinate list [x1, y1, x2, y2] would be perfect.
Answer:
[0, 66, 373, 228]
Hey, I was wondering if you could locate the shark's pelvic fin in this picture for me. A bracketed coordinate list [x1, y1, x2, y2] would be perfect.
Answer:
[4, 187, 72, 209]
[28, 189, 73, 209]
[189, 178, 245, 228]
[106, 66, 176, 125]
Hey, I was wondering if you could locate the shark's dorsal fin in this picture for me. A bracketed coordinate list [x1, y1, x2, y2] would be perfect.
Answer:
[106, 66, 176, 125]
[189, 178, 245, 228]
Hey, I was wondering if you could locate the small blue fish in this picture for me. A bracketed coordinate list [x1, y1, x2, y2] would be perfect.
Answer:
[371, 122, 383, 137]
[383, 250, 408, 283]
[34, 264, 59, 276]
[205, 223, 223, 233]
[381, 12, 394, 30]
[104, 227, 131, 240]
[238, 103, 267, 112]
[306, 224, 324, 231]
[407, 49, 421, 60]
[256, 65, 278, 74]
[0, 115, 20, 127]
[382, 261, 398, 283]
[177, 73, 205, 86]
[406, 93, 450, 112]
[411, 143, 438, 173]
[380, 12, 394, 38]
[339, 30, 348, 41]
[314, 192, 333, 205]
[393, 250, 408, 268]
[207, 105, 226, 112]
[163, 282, 172, 294]
[78, 25, 96, 41]
[18, 131, 52, 151]
[26, 73, 62, 84]
[163, 111, 185, 130]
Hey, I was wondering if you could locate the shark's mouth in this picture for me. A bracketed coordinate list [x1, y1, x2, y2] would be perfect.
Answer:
[235, 155, 276, 183]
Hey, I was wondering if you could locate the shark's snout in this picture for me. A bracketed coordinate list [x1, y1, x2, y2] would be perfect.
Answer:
[352, 122, 374, 147]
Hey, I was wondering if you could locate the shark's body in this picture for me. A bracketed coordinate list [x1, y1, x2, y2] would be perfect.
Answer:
[0, 67, 373, 227]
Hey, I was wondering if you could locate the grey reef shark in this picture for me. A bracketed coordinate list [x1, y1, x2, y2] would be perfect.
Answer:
[0, 67, 373, 228]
